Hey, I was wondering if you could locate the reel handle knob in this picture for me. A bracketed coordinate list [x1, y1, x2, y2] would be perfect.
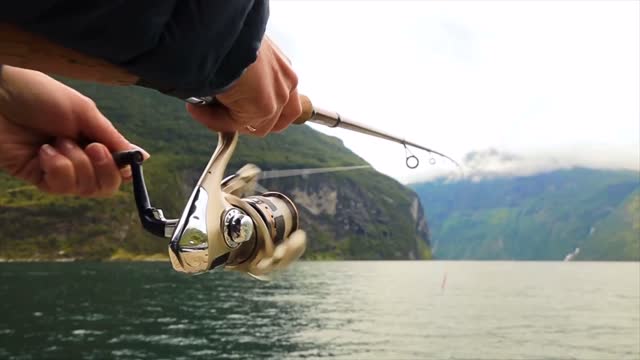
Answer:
[255, 230, 307, 273]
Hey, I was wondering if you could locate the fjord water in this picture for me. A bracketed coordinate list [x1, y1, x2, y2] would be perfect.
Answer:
[0, 262, 638, 360]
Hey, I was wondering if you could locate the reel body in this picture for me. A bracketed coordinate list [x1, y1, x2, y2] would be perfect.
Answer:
[114, 132, 306, 278]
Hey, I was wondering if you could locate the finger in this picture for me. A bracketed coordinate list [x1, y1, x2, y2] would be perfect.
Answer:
[251, 120, 279, 137]
[55, 138, 97, 196]
[272, 89, 303, 133]
[238, 118, 272, 136]
[251, 66, 298, 136]
[74, 100, 144, 180]
[85, 143, 122, 197]
[265, 36, 292, 65]
[249, 94, 288, 137]
[186, 103, 240, 133]
[38, 144, 75, 195]
[78, 100, 131, 152]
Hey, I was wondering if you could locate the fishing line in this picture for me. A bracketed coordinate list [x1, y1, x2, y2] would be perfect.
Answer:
[260, 165, 371, 180]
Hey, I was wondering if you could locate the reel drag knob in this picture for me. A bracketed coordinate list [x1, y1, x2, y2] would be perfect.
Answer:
[224, 192, 306, 278]
[222, 209, 254, 248]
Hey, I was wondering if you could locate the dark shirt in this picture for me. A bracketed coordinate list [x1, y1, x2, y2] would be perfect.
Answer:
[1, 0, 269, 99]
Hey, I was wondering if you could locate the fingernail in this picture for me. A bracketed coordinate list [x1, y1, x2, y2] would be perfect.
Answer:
[58, 138, 75, 151]
[87, 145, 108, 164]
[130, 144, 150, 160]
[40, 144, 58, 158]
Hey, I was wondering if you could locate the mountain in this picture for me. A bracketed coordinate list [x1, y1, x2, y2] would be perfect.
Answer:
[0, 80, 431, 261]
[411, 167, 639, 261]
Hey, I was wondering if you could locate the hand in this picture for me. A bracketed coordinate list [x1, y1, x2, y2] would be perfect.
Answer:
[0, 65, 142, 197]
[186, 37, 302, 137]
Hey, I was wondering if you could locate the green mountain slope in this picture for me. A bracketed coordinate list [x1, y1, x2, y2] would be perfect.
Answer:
[0, 80, 430, 261]
[411, 168, 639, 260]
[582, 189, 640, 260]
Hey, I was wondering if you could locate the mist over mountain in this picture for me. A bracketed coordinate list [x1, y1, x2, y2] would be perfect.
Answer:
[404, 147, 639, 184]
[469, 147, 636, 175]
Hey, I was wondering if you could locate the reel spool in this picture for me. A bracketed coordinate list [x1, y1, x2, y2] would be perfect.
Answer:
[114, 132, 306, 278]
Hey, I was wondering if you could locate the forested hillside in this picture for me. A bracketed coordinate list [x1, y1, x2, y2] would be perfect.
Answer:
[412, 168, 639, 260]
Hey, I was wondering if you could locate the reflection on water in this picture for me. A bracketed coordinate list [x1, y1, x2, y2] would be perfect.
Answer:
[0, 261, 638, 359]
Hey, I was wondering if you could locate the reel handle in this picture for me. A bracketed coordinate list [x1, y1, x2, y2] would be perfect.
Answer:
[112, 150, 143, 168]
[111, 150, 178, 238]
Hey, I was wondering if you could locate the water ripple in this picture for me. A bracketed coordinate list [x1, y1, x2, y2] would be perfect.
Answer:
[0, 261, 637, 360]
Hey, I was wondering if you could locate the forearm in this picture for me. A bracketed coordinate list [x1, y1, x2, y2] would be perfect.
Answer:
[0, 0, 269, 99]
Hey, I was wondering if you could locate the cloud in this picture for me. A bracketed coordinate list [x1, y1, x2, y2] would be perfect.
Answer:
[267, 1, 639, 183]
[405, 146, 640, 184]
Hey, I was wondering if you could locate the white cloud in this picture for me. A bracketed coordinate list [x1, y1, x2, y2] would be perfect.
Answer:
[267, 0, 640, 183]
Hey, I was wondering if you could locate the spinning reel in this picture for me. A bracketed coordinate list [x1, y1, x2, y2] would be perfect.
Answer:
[113, 97, 462, 279]
[114, 132, 306, 278]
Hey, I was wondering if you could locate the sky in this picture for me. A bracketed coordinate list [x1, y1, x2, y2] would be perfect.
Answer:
[266, 0, 640, 183]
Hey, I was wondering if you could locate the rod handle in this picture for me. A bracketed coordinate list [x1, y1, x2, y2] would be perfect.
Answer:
[294, 95, 314, 125]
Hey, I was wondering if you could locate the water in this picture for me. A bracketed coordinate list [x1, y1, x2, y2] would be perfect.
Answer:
[0, 261, 638, 360]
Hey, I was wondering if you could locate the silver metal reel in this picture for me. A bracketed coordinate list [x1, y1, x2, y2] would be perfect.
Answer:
[168, 132, 306, 278]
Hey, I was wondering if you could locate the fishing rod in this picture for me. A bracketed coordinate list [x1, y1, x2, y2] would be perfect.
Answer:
[187, 94, 462, 170]
[293, 96, 462, 170]
[0, 23, 461, 279]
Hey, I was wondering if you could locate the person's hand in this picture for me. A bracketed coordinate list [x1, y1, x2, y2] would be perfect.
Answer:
[186, 37, 302, 137]
[0, 65, 143, 197]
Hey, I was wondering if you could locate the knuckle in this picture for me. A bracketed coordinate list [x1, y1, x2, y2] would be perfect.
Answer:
[289, 97, 303, 118]
[278, 98, 302, 125]
[288, 72, 299, 90]
[78, 95, 98, 113]
[276, 84, 291, 103]
[254, 95, 280, 121]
